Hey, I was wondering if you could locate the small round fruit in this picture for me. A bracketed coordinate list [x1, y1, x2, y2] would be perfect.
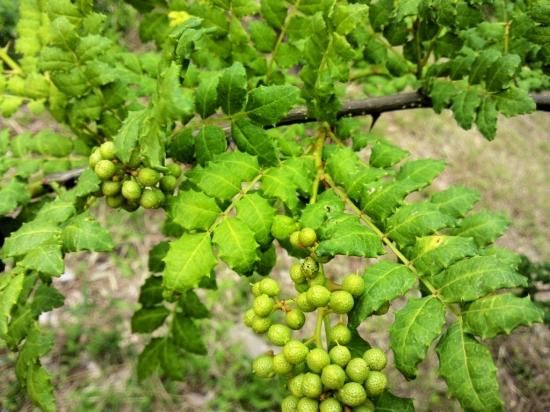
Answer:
[329, 323, 352, 345]
[320, 398, 343, 412]
[282, 395, 299, 412]
[374, 301, 390, 315]
[308, 271, 327, 287]
[338, 382, 367, 407]
[297, 397, 318, 412]
[306, 285, 331, 308]
[342, 274, 365, 297]
[267, 324, 292, 346]
[321, 364, 347, 389]
[301, 257, 319, 279]
[273, 352, 293, 375]
[99, 141, 116, 160]
[295, 282, 309, 293]
[121, 180, 142, 201]
[286, 309, 306, 330]
[329, 345, 352, 367]
[301, 372, 322, 398]
[106, 195, 124, 208]
[88, 149, 102, 168]
[363, 348, 387, 371]
[243, 309, 255, 327]
[296, 292, 315, 312]
[271, 215, 298, 240]
[365, 371, 387, 396]
[299, 227, 317, 247]
[251, 282, 262, 297]
[166, 163, 182, 178]
[290, 262, 306, 284]
[283, 340, 309, 364]
[289, 231, 302, 248]
[94, 160, 116, 180]
[251, 316, 272, 334]
[288, 374, 304, 397]
[253, 294, 274, 317]
[137, 167, 161, 187]
[102, 181, 121, 196]
[160, 175, 177, 192]
[140, 189, 160, 209]
[352, 399, 375, 412]
[345, 358, 369, 383]
[329, 291, 355, 314]
[252, 354, 273, 378]
[122, 200, 140, 212]
[259, 278, 280, 297]
[306, 348, 330, 373]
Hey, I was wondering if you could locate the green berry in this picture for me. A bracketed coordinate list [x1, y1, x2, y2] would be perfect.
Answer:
[102, 181, 121, 196]
[329, 324, 352, 345]
[271, 215, 299, 240]
[244, 309, 255, 327]
[374, 301, 390, 315]
[301, 257, 319, 279]
[342, 274, 365, 298]
[137, 167, 160, 187]
[288, 374, 304, 397]
[88, 149, 102, 168]
[295, 282, 309, 293]
[282, 395, 299, 412]
[338, 382, 367, 407]
[321, 364, 346, 390]
[301, 372, 322, 398]
[306, 348, 330, 373]
[251, 316, 272, 334]
[121, 180, 142, 201]
[289, 230, 302, 248]
[273, 352, 293, 375]
[306, 285, 331, 308]
[299, 228, 317, 247]
[329, 345, 352, 367]
[268, 324, 292, 346]
[290, 262, 306, 284]
[283, 340, 309, 364]
[297, 397, 318, 412]
[363, 348, 387, 371]
[99, 141, 116, 160]
[122, 200, 140, 212]
[140, 189, 160, 209]
[320, 398, 343, 412]
[252, 354, 273, 378]
[286, 309, 305, 330]
[308, 272, 327, 287]
[329, 291, 355, 314]
[253, 294, 274, 317]
[296, 292, 315, 312]
[365, 371, 387, 396]
[94, 160, 117, 180]
[160, 175, 177, 192]
[251, 282, 262, 296]
[346, 358, 369, 383]
[353, 399, 375, 412]
[106, 195, 124, 208]
[166, 163, 182, 177]
[260, 278, 281, 297]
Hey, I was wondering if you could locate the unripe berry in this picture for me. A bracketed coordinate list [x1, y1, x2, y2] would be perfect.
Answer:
[102, 181, 121, 196]
[363, 348, 387, 371]
[281, 395, 299, 412]
[286, 309, 305, 330]
[290, 262, 306, 284]
[289, 230, 302, 248]
[273, 352, 293, 375]
[299, 227, 317, 247]
[306, 285, 331, 308]
[253, 294, 274, 317]
[297, 398, 318, 412]
[268, 324, 292, 346]
[329, 345, 352, 367]
[106, 195, 124, 208]
[288, 374, 304, 397]
[308, 271, 327, 287]
[259, 277, 280, 297]
[252, 354, 273, 378]
[301, 372, 322, 398]
[140, 189, 160, 209]
[251, 316, 272, 334]
[365, 371, 387, 396]
[342, 274, 365, 297]
[329, 291, 355, 314]
[122, 200, 139, 212]
[352, 399, 375, 412]
[301, 257, 319, 279]
[296, 292, 315, 312]
[321, 364, 346, 389]
[295, 282, 309, 293]
[95, 160, 116, 180]
[320, 398, 343, 412]
[88, 149, 102, 168]
[338, 382, 367, 407]
[271, 215, 299, 240]
[283, 340, 309, 364]
[374, 301, 390, 315]
[99, 141, 116, 160]
[166, 163, 182, 178]
[345, 358, 369, 383]
[329, 323, 352, 345]
[160, 175, 177, 192]
[121, 180, 142, 201]
[137, 167, 160, 187]
[306, 348, 330, 373]
[243, 309, 255, 327]
[251, 282, 262, 297]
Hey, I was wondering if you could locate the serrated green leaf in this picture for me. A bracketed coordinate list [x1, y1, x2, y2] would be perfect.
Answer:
[231, 119, 278, 166]
[170, 190, 221, 231]
[138, 276, 164, 308]
[131, 306, 170, 333]
[476, 97, 498, 139]
[249, 20, 276, 52]
[213, 217, 259, 274]
[179, 290, 210, 319]
[20, 243, 64, 277]
[35, 199, 76, 223]
[485, 54, 520, 92]
[26, 363, 57, 412]
[16, 325, 54, 381]
[161, 339, 186, 380]
[451, 88, 481, 129]
[375, 391, 415, 412]
[349, 261, 416, 328]
[261, 0, 287, 29]
[430, 79, 460, 113]
[390, 296, 446, 378]
[493, 86, 536, 117]
[0, 272, 24, 338]
[0, 180, 31, 215]
[437, 322, 504, 412]
[31, 284, 64, 316]
[113, 110, 146, 163]
[432, 256, 527, 303]
[396, 159, 446, 192]
[463, 293, 544, 339]
[411, 236, 478, 277]
[235, 193, 275, 246]
[62, 213, 113, 252]
[246, 85, 299, 125]
[453, 211, 509, 246]
[163, 233, 216, 292]
[299, 190, 345, 231]
[137, 337, 164, 381]
[360, 181, 409, 222]
[195, 125, 227, 166]
[196, 73, 220, 118]
[172, 314, 207, 354]
[148, 242, 169, 273]
[1, 221, 61, 258]
[369, 140, 409, 168]
[73, 169, 101, 198]
[430, 186, 480, 218]
[218, 62, 247, 115]
[481, 247, 521, 269]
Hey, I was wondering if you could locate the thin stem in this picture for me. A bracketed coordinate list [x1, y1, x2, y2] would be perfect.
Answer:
[0, 46, 22, 73]
[314, 308, 326, 348]
[309, 126, 326, 204]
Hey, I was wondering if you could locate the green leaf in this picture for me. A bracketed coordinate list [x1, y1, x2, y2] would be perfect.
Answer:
[430, 186, 480, 218]
[26, 364, 57, 412]
[246, 85, 300, 125]
[218, 62, 247, 115]
[453, 211, 509, 246]
[462, 293, 544, 339]
[31, 284, 64, 316]
[375, 391, 415, 412]
[0, 180, 30, 215]
[16, 325, 54, 380]
[0, 272, 24, 338]
[432, 256, 527, 303]
[137, 337, 164, 381]
[360, 181, 409, 222]
[299, 190, 345, 231]
[195, 125, 227, 166]
[20, 243, 64, 277]
[430, 79, 460, 113]
[172, 314, 207, 355]
[131, 306, 170, 333]
[261, 0, 287, 29]
[195, 73, 220, 118]
[411, 236, 478, 277]
[485, 54, 520, 92]
[213, 217, 259, 274]
[234, 193, 275, 246]
[163, 233, 216, 292]
[168, 128, 195, 163]
[390, 296, 446, 378]
[249, 20, 276, 52]
[62, 213, 113, 252]
[231, 119, 278, 166]
[148, 242, 169, 273]
[35, 199, 76, 223]
[169, 190, 221, 231]
[138, 276, 164, 308]
[437, 322, 504, 412]
[369, 140, 409, 168]
[396, 159, 446, 192]
[349, 261, 416, 328]
[73, 169, 101, 198]
[179, 290, 210, 319]
[161, 339, 186, 380]
[1, 221, 62, 258]
[475, 97, 498, 140]
[493, 86, 535, 117]
[451, 88, 481, 129]
[113, 110, 146, 163]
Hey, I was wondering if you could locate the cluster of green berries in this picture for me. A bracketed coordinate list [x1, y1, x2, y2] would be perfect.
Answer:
[270, 216, 318, 250]
[88, 141, 181, 211]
